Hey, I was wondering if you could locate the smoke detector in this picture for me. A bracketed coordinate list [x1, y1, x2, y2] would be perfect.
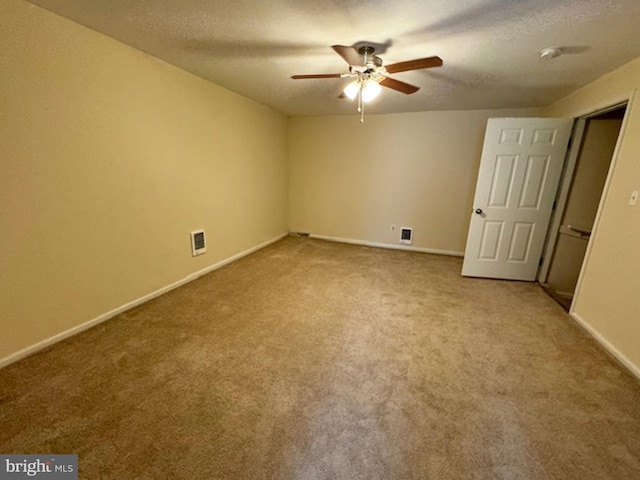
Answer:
[540, 47, 562, 60]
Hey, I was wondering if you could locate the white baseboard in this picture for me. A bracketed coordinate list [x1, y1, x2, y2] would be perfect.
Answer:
[555, 291, 574, 299]
[308, 234, 465, 257]
[0, 233, 288, 370]
[570, 311, 640, 381]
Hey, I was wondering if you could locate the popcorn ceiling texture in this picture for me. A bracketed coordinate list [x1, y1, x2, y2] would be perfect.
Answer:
[23, 0, 640, 115]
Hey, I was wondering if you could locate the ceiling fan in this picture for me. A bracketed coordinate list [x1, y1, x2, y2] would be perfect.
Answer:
[291, 45, 443, 122]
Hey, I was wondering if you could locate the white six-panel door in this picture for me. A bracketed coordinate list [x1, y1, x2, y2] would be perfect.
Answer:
[462, 118, 573, 281]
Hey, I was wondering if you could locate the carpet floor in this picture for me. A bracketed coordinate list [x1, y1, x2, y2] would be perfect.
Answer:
[1, 237, 639, 479]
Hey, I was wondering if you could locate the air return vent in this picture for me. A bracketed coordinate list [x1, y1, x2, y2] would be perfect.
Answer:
[400, 227, 413, 245]
[190, 230, 206, 256]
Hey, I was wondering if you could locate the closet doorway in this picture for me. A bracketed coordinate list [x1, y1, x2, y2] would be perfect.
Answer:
[539, 105, 626, 310]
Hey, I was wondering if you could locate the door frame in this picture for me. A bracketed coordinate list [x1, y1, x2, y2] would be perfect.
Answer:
[537, 118, 585, 283]
[537, 96, 634, 307]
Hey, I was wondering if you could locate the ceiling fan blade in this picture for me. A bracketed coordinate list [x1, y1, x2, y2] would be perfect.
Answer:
[379, 77, 420, 94]
[291, 73, 343, 79]
[332, 45, 365, 66]
[384, 56, 443, 74]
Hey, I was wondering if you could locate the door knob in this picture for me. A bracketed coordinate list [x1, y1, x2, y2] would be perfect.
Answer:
[475, 208, 484, 215]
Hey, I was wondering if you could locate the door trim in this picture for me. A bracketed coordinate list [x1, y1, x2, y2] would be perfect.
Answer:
[536, 98, 635, 284]
[538, 118, 585, 282]
[570, 93, 635, 314]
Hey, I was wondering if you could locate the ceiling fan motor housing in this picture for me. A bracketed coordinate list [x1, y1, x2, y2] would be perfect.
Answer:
[358, 46, 382, 68]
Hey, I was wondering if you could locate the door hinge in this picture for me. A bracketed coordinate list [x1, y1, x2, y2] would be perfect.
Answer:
[539, 257, 544, 266]
[552, 200, 557, 211]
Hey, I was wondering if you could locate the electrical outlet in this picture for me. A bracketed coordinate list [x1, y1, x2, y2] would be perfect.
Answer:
[629, 190, 639, 206]
[391, 224, 396, 231]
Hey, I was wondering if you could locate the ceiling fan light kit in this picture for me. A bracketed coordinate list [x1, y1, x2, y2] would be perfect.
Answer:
[360, 79, 382, 102]
[291, 44, 443, 123]
[343, 80, 361, 100]
[344, 78, 381, 102]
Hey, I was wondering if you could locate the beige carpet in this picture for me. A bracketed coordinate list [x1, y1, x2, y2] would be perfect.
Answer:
[1, 237, 639, 479]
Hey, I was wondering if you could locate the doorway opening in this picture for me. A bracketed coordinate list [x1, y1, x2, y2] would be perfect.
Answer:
[539, 104, 627, 310]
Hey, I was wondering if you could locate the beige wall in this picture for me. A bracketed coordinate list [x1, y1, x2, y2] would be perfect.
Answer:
[545, 57, 640, 374]
[0, 0, 288, 361]
[288, 109, 539, 254]
[3, 0, 640, 378]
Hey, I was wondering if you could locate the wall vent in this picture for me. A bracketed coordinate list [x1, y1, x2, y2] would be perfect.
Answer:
[190, 230, 206, 256]
[400, 227, 413, 245]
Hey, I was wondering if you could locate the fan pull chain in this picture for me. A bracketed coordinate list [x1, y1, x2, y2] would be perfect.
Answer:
[357, 82, 364, 123]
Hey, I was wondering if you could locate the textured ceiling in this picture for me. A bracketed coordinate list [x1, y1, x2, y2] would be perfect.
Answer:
[26, 0, 640, 116]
